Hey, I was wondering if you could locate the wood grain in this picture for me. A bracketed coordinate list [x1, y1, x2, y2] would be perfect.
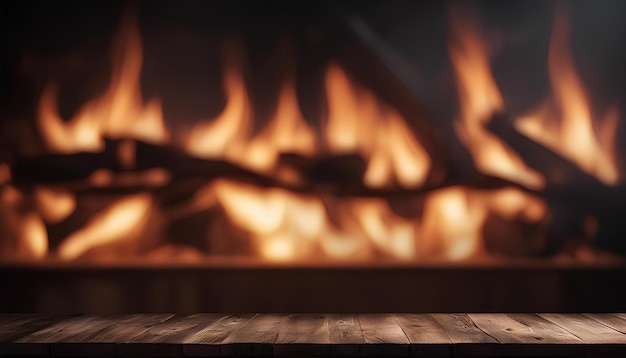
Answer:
[328, 314, 365, 356]
[2, 313, 626, 357]
[17, 314, 120, 357]
[431, 313, 499, 357]
[0, 314, 71, 356]
[469, 313, 583, 357]
[220, 313, 289, 356]
[393, 313, 452, 357]
[538, 313, 626, 343]
[182, 314, 255, 357]
[585, 313, 626, 334]
[359, 314, 409, 356]
[118, 313, 223, 357]
[274, 314, 331, 357]
[538, 313, 626, 357]
[51, 314, 173, 357]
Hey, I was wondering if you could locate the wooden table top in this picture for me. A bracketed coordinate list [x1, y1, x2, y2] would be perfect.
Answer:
[1, 313, 625, 357]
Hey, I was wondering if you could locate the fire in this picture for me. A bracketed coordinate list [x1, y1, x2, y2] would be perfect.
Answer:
[324, 64, 431, 188]
[34, 186, 76, 224]
[204, 177, 546, 261]
[211, 179, 421, 260]
[184, 46, 253, 164]
[185, 45, 317, 176]
[448, 9, 545, 190]
[57, 194, 153, 260]
[0, 186, 48, 260]
[37, 13, 169, 154]
[213, 179, 324, 260]
[515, 9, 620, 185]
[5, 5, 618, 263]
[420, 187, 547, 261]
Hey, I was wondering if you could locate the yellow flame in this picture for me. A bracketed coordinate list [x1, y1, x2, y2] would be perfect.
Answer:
[449, 10, 545, 189]
[37, 15, 169, 153]
[515, 9, 620, 185]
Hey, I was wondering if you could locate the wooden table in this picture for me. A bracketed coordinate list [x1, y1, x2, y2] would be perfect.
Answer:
[1, 313, 625, 357]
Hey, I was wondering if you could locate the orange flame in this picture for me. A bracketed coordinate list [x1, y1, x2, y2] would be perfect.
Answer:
[57, 194, 153, 260]
[243, 79, 318, 172]
[0, 163, 11, 185]
[37, 14, 169, 154]
[1, 186, 48, 260]
[213, 179, 324, 260]
[34, 186, 76, 224]
[12, 8, 576, 263]
[449, 9, 545, 189]
[420, 186, 547, 261]
[324, 64, 431, 188]
[185, 49, 252, 163]
[515, 9, 620, 185]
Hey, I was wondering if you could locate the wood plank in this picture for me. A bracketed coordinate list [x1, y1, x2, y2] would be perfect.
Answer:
[50, 314, 173, 357]
[327, 314, 365, 356]
[117, 313, 224, 357]
[0, 315, 71, 342]
[469, 313, 583, 357]
[16, 315, 114, 344]
[392, 313, 452, 357]
[506, 314, 585, 357]
[538, 313, 626, 357]
[220, 314, 289, 357]
[182, 314, 256, 357]
[358, 314, 409, 356]
[0, 314, 71, 356]
[585, 313, 626, 334]
[274, 314, 331, 357]
[431, 313, 499, 357]
[16, 314, 117, 356]
[538, 313, 626, 343]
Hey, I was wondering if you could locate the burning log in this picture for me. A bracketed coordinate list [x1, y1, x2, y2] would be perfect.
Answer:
[10, 136, 527, 204]
[326, 16, 450, 187]
[487, 113, 626, 255]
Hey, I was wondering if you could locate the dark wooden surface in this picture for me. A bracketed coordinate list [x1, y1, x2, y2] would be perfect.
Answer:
[1, 313, 625, 357]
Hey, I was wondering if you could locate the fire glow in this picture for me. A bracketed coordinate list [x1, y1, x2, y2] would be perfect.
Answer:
[0, 6, 621, 263]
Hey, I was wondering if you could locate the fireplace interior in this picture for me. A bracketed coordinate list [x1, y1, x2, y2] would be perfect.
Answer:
[1, 0, 626, 313]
